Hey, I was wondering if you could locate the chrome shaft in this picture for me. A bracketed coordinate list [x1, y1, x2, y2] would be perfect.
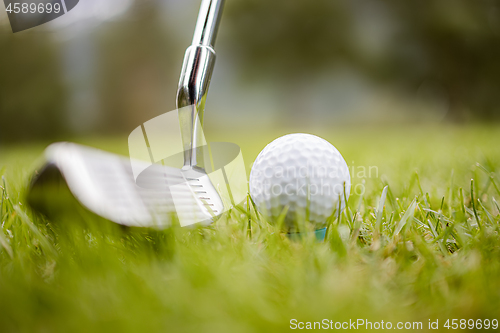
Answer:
[177, 0, 225, 170]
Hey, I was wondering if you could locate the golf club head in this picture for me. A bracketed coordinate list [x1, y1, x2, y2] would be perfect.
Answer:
[28, 142, 221, 228]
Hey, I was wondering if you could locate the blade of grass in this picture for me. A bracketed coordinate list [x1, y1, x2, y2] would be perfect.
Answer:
[13, 205, 57, 257]
[349, 180, 365, 244]
[246, 195, 251, 238]
[448, 169, 454, 216]
[0, 227, 13, 258]
[471, 179, 482, 229]
[476, 163, 500, 197]
[393, 199, 417, 237]
[459, 187, 466, 215]
[276, 205, 290, 232]
[477, 199, 494, 225]
[492, 197, 500, 216]
[375, 186, 388, 232]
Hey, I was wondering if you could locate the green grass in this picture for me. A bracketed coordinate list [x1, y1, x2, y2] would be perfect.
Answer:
[1, 125, 500, 332]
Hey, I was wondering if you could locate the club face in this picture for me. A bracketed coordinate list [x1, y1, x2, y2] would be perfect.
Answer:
[28, 143, 222, 228]
[180, 167, 224, 226]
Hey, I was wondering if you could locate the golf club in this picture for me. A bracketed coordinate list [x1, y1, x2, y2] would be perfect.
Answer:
[27, 0, 226, 228]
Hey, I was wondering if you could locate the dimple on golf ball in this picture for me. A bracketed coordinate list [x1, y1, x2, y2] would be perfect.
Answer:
[249, 133, 350, 231]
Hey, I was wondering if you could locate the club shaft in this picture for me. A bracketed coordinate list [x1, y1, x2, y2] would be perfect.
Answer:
[192, 0, 225, 48]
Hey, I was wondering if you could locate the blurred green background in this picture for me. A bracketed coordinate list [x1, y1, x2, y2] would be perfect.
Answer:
[0, 0, 499, 144]
[1, 2, 500, 331]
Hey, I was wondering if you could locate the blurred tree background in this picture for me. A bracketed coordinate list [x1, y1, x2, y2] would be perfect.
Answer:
[97, 0, 181, 133]
[0, 25, 67, 142]
[225, 0, 500, 122]
[0, 0, 499, 143]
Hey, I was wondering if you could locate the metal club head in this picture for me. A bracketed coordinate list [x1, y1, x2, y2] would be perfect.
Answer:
[29, 142, 216, 227]
[27, 0, 227, 228]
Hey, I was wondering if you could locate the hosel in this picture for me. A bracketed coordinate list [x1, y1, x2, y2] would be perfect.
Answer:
[176, 45, 216, 169]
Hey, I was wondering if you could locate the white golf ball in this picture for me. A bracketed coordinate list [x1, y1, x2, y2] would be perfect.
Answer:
[249, 133, 350, 231]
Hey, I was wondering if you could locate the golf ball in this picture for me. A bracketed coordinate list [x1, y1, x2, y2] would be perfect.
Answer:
[249, 133, 350, 231]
